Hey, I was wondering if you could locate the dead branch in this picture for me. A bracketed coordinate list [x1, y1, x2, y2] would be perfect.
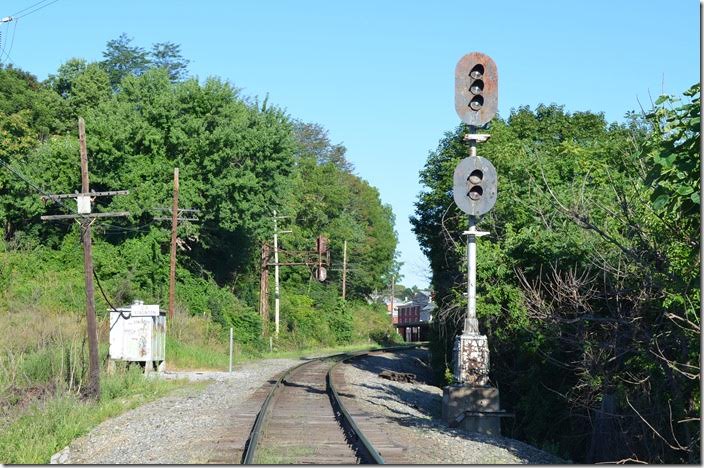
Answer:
[625, 394, 689, 452]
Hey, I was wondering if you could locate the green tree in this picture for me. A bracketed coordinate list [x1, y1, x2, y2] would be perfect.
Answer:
[101, 34, 150, 89]
[150, 42, 190, 81]
[412, 94, 700, 463]
[280, 121, 397, 299]
[46, 58, 88, 98]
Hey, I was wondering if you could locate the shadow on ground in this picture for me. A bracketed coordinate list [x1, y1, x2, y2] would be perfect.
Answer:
[346, 348, 563, 464]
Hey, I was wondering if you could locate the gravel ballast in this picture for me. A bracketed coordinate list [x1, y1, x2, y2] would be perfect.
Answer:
[56, 358, 301, 464]
[53, 348, 564, 464]
[341, 348, 565, 464]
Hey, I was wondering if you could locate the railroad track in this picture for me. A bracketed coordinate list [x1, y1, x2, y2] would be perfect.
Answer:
[241, 346, 418, 464]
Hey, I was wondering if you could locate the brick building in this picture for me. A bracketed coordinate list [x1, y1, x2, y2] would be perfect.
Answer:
[393, 291, 434, 342]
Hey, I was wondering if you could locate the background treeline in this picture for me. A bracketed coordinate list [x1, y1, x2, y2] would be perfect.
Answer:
[0, 34, 400, 437]
[412, 86, 700, 463]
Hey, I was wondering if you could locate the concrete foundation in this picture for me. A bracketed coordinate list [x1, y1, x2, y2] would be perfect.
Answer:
[448, 329, 503, 435]
[442, 384, 502, 436]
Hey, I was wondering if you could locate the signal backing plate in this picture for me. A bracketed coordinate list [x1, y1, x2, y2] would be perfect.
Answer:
[453, 156, 498, 216]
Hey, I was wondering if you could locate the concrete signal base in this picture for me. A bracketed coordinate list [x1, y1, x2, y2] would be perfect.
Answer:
[442, 385, 501, 435]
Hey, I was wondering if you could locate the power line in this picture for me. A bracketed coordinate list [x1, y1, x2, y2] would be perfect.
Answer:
[13, 0, 59, 19]
[0, 158, 72, 211]
[0, 157, 142, 231]
[0, 158, 185, 235]
[0, 0, 60, 64]
[10, 0, 52, 17]
[1, 18, 17, 63]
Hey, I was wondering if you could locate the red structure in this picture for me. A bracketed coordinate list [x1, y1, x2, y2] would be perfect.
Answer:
[397, 303, 421, 325]
[393, 292, 434, 342]
[397, 303, 423, 341]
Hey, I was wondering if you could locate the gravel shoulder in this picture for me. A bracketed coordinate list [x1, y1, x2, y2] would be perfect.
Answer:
[53, 348, 564, 465]
[342, 348, 565, 464]
[56, 357, 302, 464]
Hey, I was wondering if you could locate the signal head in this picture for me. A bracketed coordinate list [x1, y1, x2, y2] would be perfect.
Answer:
[455, 52, 498, 127]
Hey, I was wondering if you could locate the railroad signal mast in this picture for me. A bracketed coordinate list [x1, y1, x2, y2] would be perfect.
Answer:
[315, 235, 329, 282]
[452, 51, 498, 381]
[265, 211, 330, 337]
[442, 52, 507, 435]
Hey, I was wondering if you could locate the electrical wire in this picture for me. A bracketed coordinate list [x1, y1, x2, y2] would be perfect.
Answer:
[1, 18, 17, 63]
[93, 267, 132, 331]
[13, 0, 59, 19]
[10, 0, 51, 17]
[0, 156, 195, 236]
[0, 158, 73, 211]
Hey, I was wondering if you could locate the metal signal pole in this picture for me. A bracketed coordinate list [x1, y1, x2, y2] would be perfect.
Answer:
[451, 51, 498, 386]
[464, 127, 480, 335]
[273, 211, 281, 337]
[271, 211, 292, 337]
[342, 240, 348, 300]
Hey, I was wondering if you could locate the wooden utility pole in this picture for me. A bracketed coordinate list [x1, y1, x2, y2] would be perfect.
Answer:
[168, 168, 179, 320]
[259, 243, 270, 334]
[342, 240, 347, 300]
[153, 191, 199, 321]
[78, 118, 100, 399]
[41, 117, 130, 400]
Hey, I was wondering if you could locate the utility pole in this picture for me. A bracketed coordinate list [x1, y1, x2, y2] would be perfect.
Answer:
[152, 173, 199, 321]
[40, 117, 130, 400]
[390, 274, 395, 316]
[168, 168, 179, 321]
[271, 210, 291, 337]
[273, 210, 281, 337]
[342, 240, 347, 300]
[259, 243, 270, 335]
[78, 118, 99, 400]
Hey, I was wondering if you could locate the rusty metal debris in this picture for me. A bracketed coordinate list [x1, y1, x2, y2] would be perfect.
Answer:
[379, 370, 416, 383]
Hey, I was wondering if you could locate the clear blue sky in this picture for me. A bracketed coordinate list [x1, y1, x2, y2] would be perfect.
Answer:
[0, 0, 699, 288]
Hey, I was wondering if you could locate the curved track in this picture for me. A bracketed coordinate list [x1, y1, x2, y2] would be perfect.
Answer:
[242, 346, 417, 464]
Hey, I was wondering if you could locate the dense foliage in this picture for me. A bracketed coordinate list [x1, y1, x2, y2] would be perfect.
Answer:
[412, 87, 700, 463]
[0, 34, 399, 412]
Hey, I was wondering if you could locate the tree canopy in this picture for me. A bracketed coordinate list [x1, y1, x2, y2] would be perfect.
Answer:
[0, 35, 399, 350]
[412, 90, 700, 463]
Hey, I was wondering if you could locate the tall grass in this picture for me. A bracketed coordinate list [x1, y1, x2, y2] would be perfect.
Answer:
[0, 367, 195, 464]
[0, 244, 403, 463]
[0, 309, 86, 399]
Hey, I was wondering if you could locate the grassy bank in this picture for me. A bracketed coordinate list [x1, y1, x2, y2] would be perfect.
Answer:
[0, 366, 199, 464]
[0, 243, 402, 463]
[0, 307, 401, 464]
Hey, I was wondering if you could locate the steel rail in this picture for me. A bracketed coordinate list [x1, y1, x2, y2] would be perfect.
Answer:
[240, 358, 311, 464]
[327, 343, 423, 464]
[241, 344, 422, 465]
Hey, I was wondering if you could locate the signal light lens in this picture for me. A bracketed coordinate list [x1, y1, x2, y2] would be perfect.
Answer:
[469, 96, 483, 111]
[468, 186, 483, 200]
[467, 170, 484, 200]
[468, 169, 483, 184]
[470, 80, 484, 95]
[469, 64, 484, 79]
